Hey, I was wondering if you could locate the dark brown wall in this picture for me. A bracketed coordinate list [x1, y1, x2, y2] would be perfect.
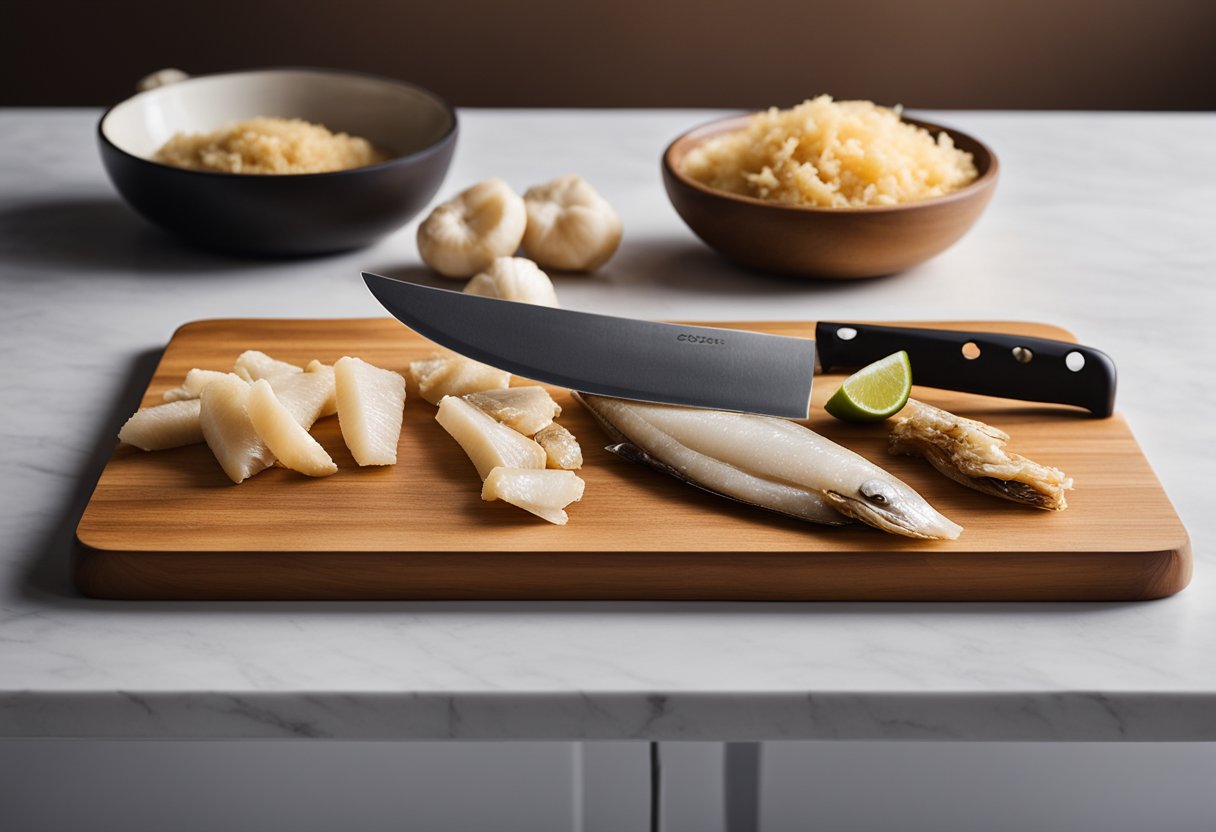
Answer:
[6, 0, 1215, 109]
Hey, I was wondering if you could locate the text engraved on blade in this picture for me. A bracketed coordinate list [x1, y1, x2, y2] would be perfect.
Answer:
[676, 333, 727, 346]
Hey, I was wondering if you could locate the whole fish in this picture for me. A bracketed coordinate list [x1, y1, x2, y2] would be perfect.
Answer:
[577, 394, 962, 540]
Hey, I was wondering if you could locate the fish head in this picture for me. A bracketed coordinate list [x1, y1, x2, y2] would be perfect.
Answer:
[824, 478, 963, 540]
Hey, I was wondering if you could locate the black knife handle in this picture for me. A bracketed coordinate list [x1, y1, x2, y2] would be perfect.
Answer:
[815, 322, 1117, 418]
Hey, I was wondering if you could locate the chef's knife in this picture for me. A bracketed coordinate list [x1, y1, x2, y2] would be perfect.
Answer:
[816, 322, 1116, 418]
[363, 272, 817, 417]
[363, 273, 1116, 418]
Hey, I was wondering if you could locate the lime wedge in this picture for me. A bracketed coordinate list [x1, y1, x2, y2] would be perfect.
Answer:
[823, 351, 912, 423]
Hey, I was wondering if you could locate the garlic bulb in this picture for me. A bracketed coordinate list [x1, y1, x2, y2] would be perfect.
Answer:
[463, 256, 560, 308]
[522, 175, 622, 272]
[417, 178, 527, 278]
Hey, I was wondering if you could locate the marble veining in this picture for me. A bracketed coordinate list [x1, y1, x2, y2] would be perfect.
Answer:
[0, 109, 1213, 740]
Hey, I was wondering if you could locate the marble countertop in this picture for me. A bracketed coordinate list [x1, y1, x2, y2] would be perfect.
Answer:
[2, 109, 1214, 741]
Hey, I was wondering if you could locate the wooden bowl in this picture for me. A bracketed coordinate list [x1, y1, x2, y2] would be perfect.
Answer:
[662, 113, 999, 279]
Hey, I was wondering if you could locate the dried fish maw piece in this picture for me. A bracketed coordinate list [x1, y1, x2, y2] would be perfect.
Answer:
[533, 423, 583, 470]
[889, 399, 1073, 510]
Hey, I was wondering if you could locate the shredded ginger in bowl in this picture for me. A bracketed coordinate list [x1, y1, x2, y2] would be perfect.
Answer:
[681, 96, 978, 208]
[153, 117, 384, 175]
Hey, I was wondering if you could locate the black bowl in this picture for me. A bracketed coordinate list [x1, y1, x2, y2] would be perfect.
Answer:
[98, 68, 458, 256]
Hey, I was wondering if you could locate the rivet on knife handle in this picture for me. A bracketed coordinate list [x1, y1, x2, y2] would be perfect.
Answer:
[814, 322, 1117, 418]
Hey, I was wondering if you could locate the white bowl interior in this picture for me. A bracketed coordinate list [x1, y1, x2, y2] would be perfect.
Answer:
[102, 69, 454, 161]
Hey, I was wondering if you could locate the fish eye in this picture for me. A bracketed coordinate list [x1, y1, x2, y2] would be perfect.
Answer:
[860, 480, 892, 505]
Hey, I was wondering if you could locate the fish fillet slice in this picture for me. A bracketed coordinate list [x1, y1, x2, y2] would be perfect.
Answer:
[305, 360, 338, 417]
[407, 356, 448, 386]
[435, 396, 547, 479]
[413, 353, 511, 405]
[271, 371, 334, 431]
[463, 386, 561, 435]
[199, 374, 276, 484]
[118, 399, 204, 451]
[334, 356, 406, 466]
[162, 369, 231, 402]
[482, 467, 585, 525]
[247, 380, 336, 477]
[234, 350, 302, 382]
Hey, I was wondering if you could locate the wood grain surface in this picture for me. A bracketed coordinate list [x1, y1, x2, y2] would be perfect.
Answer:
[75, 319, 1191, 601]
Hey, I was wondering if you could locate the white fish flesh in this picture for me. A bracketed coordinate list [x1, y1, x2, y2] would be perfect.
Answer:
[118, 398, 204, 451]
[271, 370, 334, 431]
[410, 352, 511, 405]
[247, 380, 337, 478]
[199, 374, 276, 484]
[463, 386, 561, 436]
[435, 396, 546, 479]
[233, 350, 302, 383]
[481, 467, 585, 525]
[304, 360, 338, 417]
[578, 394, 962, 540]
[162, 369, 230, 402]
[334, 356, 406, 466]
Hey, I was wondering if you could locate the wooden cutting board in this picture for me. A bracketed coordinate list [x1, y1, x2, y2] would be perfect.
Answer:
[75, 319, 1191, 601]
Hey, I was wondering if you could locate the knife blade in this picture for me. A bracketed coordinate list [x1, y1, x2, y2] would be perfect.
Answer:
[362, 273, 818, 418]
